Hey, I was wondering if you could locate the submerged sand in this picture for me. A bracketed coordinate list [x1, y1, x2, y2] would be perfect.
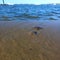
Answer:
[0, 20, 60, 60]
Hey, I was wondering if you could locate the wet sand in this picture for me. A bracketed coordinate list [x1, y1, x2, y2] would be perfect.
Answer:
[0, 20, 60, 60]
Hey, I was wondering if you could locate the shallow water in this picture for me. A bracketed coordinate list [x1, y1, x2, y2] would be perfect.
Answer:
[0, 4, 60, 60]
[0, 4, 60, 21]
[0, 20, 60, 60]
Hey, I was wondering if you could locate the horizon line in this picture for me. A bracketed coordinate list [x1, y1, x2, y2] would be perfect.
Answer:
[0, 3, 60, 5]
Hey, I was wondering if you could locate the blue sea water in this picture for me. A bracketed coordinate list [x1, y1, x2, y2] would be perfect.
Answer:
[0, 4, 60, 21]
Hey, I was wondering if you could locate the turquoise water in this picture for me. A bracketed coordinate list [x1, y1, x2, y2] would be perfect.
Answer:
[0, 4, 60, 21]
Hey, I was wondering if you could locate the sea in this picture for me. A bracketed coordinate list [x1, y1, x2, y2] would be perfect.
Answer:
[0, 4, 60, 21]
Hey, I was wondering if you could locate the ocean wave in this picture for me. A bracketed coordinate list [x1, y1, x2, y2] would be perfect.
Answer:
[14, 13, 40, 19]
[0, 4, 60, 21]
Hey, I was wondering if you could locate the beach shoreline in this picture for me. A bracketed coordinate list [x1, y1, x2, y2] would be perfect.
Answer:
[0, 20, 60, 60]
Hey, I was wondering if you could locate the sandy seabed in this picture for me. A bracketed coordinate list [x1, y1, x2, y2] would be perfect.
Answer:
[0, 20, 60, 60]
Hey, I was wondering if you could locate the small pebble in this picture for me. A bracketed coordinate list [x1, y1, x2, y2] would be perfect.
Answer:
[33, 31, 38, 35]
[33, 26, 43, 30]
[29, 48, 32, 50]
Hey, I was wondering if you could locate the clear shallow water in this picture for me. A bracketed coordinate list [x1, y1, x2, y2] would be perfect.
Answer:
[0, 4, 60, 21]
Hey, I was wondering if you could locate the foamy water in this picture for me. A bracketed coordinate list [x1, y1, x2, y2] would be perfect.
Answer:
[0, 4, 60, 21]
